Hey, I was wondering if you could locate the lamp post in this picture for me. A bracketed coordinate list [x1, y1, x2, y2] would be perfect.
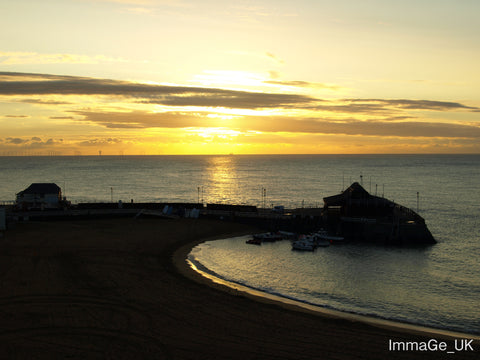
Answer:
[262, 188, 266, 211]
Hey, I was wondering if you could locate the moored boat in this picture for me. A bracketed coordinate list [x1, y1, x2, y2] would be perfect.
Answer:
[292, 240, 315, 251]
[277, 231, 297, 240]
[315, 239, 331, 247]
[246, 237, 262, 245]
[314, 230, 344, 244]
[253, 232, 284, 242]
[291, 235, 316, 251]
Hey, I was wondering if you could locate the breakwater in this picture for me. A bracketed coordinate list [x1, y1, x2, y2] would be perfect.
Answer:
[3, 201, 323, 234]
[3, 196, 435, 245]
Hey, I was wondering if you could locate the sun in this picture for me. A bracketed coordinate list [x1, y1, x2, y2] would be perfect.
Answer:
[189, 127, 241, 140]
[192, 70, 266, 91]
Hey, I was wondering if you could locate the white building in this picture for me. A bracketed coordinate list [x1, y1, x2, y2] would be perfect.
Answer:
[16, 183, 62, 210]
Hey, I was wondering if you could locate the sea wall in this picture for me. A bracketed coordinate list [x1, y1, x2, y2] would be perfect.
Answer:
[332, 217, 436, 245]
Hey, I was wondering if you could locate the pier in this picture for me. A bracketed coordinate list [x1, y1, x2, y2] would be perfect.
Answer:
[1, 182, 436, 245]
[1, 201, 324, 235]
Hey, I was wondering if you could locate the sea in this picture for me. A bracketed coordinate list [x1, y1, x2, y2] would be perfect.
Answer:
[1, 154, 479, 335]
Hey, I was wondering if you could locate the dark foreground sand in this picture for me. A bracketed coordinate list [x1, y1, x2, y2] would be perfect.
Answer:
[0, 217, 477, 359]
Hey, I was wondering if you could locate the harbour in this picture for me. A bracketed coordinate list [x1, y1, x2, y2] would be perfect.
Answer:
[3, 179, 436, 246]
[0, 154, 479, 337]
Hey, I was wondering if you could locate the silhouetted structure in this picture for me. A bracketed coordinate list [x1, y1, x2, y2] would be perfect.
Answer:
[323, 182, 435, 245]
[16, 183, 62, 210]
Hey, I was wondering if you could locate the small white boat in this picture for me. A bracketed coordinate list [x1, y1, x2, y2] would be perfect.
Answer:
[292, 235, 316, 251]
[292, 240, 315, 251]
[314, 230, 344, 243]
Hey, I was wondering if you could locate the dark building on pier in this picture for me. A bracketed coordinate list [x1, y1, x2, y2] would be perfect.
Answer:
[16, 183, 63, 210]
[323, 182, 435, 245]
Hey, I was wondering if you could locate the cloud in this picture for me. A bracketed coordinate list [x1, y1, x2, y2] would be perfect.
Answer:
[73, 110, 219, 129]
[268, 70, 281, 80]
[5, 137, 27, 144]
[3, 137, 63, 147]
[308, 99, 480, 115]
[77, 138, 124, 147]
[311, 102, 397, 115]
[2, 71, 479, 151]
[142, 92, 314, 109]
[344, 99, 479, 112]
[71, 108, 480, 139]
[20, 99, 72, 105]
[0, 71, 316, 109]
[49, 116, 75, 120]
[235, 117, 480, 138]
[265, 79, 342, 91]
[0, 52, 128, 65]
[265, 52, 284, 64]
[2, 72, 477, 114]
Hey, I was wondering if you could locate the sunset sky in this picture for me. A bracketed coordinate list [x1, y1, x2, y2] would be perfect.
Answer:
[1, 0, 479, 155]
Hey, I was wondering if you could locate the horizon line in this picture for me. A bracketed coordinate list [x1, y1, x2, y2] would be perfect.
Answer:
[1, 153, 479, 157]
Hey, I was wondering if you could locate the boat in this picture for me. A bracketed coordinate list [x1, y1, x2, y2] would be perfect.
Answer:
[291, 235, 316, 251]
[246, 237, 262, 245]
[252, 232, 283, 242]
[292, 240, 315, 251]
[314, 230, 344, 244]
[278, 231, 297, 240]
[323, 235, 345, 243]
[315, 239, 331, 247]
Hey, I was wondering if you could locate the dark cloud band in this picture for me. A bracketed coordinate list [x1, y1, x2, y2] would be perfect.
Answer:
[0, 71, 315, 109]
[74, 110, 480, 139]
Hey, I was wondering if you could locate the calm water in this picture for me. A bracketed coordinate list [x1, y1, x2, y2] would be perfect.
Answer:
[1, 154, 479, 334]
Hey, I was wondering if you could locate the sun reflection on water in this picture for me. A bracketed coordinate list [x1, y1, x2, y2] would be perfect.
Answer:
[204, 155, 239, 203]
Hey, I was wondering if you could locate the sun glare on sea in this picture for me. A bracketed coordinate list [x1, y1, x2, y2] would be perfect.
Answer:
[204, 154, 239, 202]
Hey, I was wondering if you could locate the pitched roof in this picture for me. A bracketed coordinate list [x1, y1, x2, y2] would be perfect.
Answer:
[342, 182, 370, 199]
[323, 182, 371, 206]
[17, 183, 61, 196]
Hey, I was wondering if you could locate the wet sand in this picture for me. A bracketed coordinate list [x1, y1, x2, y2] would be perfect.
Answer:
[0, 217, 477, 359]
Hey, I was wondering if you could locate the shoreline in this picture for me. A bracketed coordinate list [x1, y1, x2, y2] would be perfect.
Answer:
[175, 236, 480, 341]
[1, 217, 478, 359]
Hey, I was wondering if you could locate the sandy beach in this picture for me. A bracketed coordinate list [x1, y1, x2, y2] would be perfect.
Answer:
[0, 217, 477, 359]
